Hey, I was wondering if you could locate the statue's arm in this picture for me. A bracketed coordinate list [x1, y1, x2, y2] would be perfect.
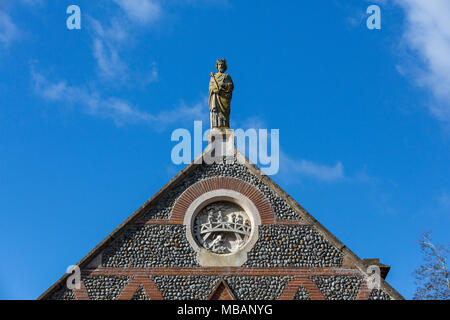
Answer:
[223, 76, 234, 93]
[209, 76, 220, 93]
[209, 78, 217, 93]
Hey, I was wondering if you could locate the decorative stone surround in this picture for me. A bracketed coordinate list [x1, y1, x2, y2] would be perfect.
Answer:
[183, 188, 262, 267]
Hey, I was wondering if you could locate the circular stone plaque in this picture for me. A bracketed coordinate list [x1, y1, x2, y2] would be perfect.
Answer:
[193, 201, 251, 254]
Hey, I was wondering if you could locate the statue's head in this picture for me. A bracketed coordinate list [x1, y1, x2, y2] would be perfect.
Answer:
[216, 59, 227, 73]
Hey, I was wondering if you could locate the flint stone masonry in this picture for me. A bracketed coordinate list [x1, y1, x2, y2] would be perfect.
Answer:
[369, 289, 392, 300]
[225, 276, 292, 300]
[51, 287, 75, 300]
[83, 276, 131, 300]
[294, 286, 311, 300]
[140, 160, 302, 221]
[310, 276, 362, 300]
[245, 225, 343, 267]
[151, 276, 292, 300]
[102, 225, 198, 267]
[131, 286, 150, 300]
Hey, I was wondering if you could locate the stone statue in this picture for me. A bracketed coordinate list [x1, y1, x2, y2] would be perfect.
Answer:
[209, 59, 234, 128]
[216, 210, 223, 223]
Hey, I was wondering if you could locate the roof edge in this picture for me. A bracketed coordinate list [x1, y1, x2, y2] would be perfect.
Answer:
[235, 149, 405, 300]
[37, 155, 203, 300]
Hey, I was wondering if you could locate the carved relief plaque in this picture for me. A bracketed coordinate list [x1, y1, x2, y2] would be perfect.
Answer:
[193, 201, 251, 254]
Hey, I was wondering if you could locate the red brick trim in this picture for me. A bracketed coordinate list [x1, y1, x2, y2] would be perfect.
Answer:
[208, 279, 236, 300]
[118, 276, 163, 300]
[170, 177, 276, 224]
[279, 277, 325, 300]
[355, 280, 371, 300]
[134, 219, 171, 225]
[79, 269, 366, 300]
[83, 267, 361, 277]
[73, 281, 89, 301]
[297, 276, 326, 300]
[275, 220, 309, 226]
[279, 279, 303, 300]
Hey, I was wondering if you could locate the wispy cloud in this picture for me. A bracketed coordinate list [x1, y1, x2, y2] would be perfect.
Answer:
[234, 116, 268, 130]
[0, 0, 47, 47]
[32, 68, 152, 125]
[31, 68, 207, 129]
[112, 0, 162, 25]
[151, 98, 208, 127]
[396, 0, 450, 124]
[88, 4, 159, 83]
[233, 116, 347, 183]
[0, 10, 19, 47]
[89, 17, 130, 80]
[280, 152, 345, 182]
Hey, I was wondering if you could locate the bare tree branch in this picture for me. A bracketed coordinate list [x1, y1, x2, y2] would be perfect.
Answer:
[413, 231, 450, 300]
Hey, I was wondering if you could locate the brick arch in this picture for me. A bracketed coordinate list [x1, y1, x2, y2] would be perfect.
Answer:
[170, 177, 275, 224]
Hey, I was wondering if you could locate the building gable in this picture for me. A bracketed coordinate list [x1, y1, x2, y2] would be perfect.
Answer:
[40, 149, 402, 300]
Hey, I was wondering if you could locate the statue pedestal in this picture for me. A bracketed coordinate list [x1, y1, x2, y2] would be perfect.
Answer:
[209, 127, 234, 143]
[203, 128, 235, 164]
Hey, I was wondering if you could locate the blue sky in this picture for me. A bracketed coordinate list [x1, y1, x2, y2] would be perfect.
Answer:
[0, 0, 449, 300]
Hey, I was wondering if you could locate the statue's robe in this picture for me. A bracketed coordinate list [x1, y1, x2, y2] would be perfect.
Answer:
[209, 72, 234, 128]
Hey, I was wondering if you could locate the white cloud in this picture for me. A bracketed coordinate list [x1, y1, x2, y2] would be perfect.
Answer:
[231, 116, 346, 183]
[88, 3, 160, 82]
[92, 37, 128, 80]
[88, 17, 130, 81]
[151, 98, 208, 125]
[0, 0, 46, 48]
[32, 69, 151, 125]
[112, 0, 162, 25]
[396, 0, 450, 123]
[31, 68, 207, 128]
[0, 11, 19, 47]
[280, 152, 345, 182]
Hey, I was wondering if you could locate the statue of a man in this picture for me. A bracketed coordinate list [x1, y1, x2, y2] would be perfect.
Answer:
[209, 59, 234, 128]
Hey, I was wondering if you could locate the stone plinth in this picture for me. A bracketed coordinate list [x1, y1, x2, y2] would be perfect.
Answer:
[203, 128, 235, 164]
